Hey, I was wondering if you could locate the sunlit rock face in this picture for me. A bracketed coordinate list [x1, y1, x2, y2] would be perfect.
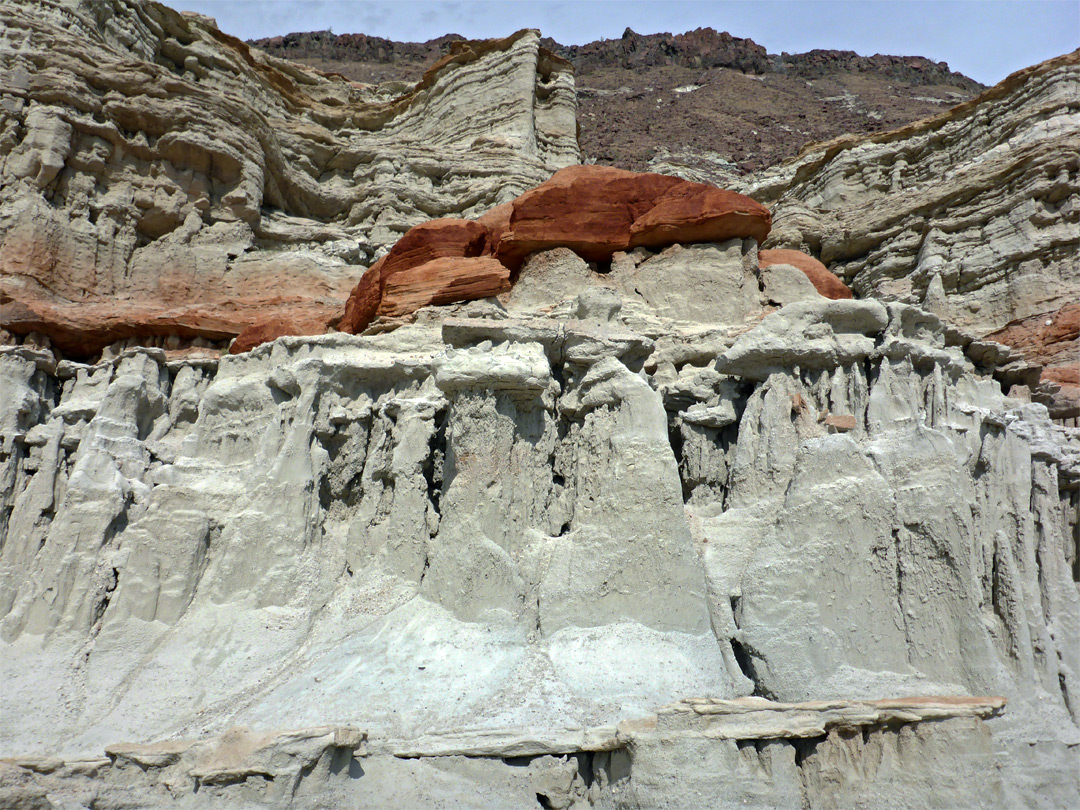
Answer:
[743, 51, 1080, 418]
[0, 2, 1078, 807]
[0, 0, 577, 357]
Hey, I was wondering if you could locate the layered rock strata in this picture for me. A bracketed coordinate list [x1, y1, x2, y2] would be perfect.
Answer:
[339, 165, 774, 334]
[1, 698, 1009, 808]
[0, 0, 577, 357]
[744, 51, 1080, 418]
[2, 237, 1078, 807]
[1, 2, 1079, 807]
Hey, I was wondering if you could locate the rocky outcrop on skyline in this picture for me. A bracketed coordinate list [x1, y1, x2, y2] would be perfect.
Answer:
[257, 24, 987, 177]
[257, 26, 982, 96]
[544, 27, 983, 90]
[0, 0, 577, 358]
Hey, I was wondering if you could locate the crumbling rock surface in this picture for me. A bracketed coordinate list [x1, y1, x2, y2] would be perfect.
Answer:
[744, 51, 1080, 417]
[0, 698, 1010, 808]
[0, 0, 577, 357]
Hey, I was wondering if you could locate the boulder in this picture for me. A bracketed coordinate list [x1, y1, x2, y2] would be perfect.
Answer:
[378, 219, 490, 280]
[760, 262, 824, 306]
[628, 184, 772, 248]
[339, 258, 386, 335]
[494, 165, 771, 266]
[339, 219, 491, 333]
[759, 249, 852, 300]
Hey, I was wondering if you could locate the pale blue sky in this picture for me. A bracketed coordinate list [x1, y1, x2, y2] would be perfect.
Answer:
[173, 0, 1079, 86]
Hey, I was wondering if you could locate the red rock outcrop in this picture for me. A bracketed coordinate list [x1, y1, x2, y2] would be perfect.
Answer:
[493, 165, 771, 267]
[985, 303, 1080, 408]
[758, 249, 852, 300]
[339, 259, 386, 336]
[0, 226, 350, 357]
[229, 315, 333, 355]
[339, 219, 494, 333]
[378, 257, 511, 318]
[340, 166, 773, 333]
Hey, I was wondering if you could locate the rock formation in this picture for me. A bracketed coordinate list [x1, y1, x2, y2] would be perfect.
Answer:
[339, 166, 772, 333]
[0, 0, 577, 357]
[744, 51, 1080, 419]
[256, 25, 986, 176]
[758, 248, 851, 300]
[2, 235, 1078, 805]
[1, 2, 1078, 808]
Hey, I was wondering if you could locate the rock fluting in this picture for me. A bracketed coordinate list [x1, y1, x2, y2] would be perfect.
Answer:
[2, 252, 1077, 806]
[1, 3, 1079, 808]
[744, 50, 1080, 418]
[0, 0, 577, 357]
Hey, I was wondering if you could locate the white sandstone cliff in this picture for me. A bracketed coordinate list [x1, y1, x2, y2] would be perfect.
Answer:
[1, 241, 1078, 807]
[0, 2, 1078, 808]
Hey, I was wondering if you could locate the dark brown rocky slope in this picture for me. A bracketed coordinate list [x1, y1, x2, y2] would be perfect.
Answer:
[252, 26, 985, 175]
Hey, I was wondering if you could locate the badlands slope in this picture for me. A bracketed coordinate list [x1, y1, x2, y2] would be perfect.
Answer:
[0, 1, 1078, 807]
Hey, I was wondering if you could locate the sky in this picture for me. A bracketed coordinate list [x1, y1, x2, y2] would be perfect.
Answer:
[171, 0, 1079, 86]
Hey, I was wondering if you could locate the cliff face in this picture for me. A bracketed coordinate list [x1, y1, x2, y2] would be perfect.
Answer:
[257, 25, 986, 177]
[2, 247, 1078, 807]
[1, 3, 1079, 808]
[745, 51, 1080, 419]
[0, 0, 577, 357]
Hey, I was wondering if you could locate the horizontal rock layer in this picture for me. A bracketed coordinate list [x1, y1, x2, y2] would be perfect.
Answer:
[744, 51, 1080, 417]
[0, 697, 1009, 809]
[0, 0, 577, 357]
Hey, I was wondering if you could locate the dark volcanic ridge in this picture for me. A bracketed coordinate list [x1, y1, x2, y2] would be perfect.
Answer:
[252, 26, 986, 175]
